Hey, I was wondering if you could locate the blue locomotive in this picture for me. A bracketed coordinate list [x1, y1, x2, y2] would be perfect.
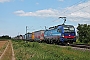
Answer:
[44, 25, 76, 44]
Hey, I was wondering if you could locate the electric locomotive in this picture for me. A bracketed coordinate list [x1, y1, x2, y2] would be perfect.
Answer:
[44, 25, 76, 44]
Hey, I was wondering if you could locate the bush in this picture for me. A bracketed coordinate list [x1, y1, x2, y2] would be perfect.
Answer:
[77, 24, 90, 43]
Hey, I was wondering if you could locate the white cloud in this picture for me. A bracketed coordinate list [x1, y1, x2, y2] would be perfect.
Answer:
[58, 0, 64, 2]
[36, 2, 39, 5]
[14, 1, 90, 24]
[52, 19, 60, 22]
[0, 0, 11, 3]
[20, 0, 24, 2]
[14, 9, 61, 17]
[0, 0, 24, 3]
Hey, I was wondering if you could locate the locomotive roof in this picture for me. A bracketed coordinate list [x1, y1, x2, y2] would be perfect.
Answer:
[25, 33, 32, 35]
[49, 25, 74, 30]
[33, 30, 45, 33]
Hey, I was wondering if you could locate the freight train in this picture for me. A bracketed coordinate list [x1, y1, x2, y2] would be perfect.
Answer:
[15, 17, 76, 44]
[21, 24, 76, 44]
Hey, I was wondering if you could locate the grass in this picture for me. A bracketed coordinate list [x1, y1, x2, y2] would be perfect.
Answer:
[12, 40, 90, 60]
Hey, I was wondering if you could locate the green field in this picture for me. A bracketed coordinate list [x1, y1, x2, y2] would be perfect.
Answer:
[12, 40, 90, 60]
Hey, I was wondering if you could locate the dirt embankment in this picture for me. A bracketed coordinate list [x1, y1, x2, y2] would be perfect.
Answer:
[0, 40, 8, 56]
[0, 40, 15, 60]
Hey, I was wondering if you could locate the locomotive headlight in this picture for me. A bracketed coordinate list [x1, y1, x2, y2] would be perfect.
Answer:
[62, 34, 64, 37]
[62, 35, 64, 38]
[74, 36, 76, 38]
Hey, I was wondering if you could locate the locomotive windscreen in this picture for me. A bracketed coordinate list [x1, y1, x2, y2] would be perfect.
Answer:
[63, 25, 75, 32]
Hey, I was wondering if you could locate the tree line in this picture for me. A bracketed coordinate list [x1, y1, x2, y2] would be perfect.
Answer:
[0, 35, 11, 39]
[77, 24, 90, 43]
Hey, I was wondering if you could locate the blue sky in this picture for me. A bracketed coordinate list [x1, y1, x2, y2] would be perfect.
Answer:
[0, 0, 90, 37]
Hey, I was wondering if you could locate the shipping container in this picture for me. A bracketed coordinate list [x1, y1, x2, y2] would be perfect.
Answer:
[32, 30, 44, 42]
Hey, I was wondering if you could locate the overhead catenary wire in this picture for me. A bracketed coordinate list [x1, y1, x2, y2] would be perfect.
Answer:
[29, 0, 88, 32]
[62, 0, 86, 14]
[33, 0, 89, 31]
[68, 4, 90, 14]
[62, 0, 90, 16]
[59, 0, 90, 23]
[65, 2, 90, 24]
[51, 0, 87, 24]
[37, 0, 89, 32]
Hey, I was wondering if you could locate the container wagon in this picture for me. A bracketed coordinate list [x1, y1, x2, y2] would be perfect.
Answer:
[26, 33, 32, 41]
[31, 30, 44, 42]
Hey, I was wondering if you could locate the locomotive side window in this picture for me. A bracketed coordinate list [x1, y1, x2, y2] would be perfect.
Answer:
[57, 29, 61, 32]
[44, 31, 48, 36]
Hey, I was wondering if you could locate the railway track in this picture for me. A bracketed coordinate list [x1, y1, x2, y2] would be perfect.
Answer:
[69, 44, 90, 49]
[29, 39, 90, 49]
[23, 39, 90, 50]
